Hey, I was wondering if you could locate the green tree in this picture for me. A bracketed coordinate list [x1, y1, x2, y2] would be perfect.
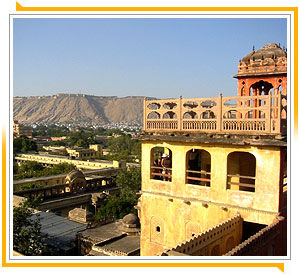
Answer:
[116, 167, 141, 200]
[13, 202, 44, 255]
[95, 196, 137, 220]
[18, 161, 44, 174]
[15, 161, 75, 180]
[13, 137, 37, 153]
[75, 138, 88, 148]
[95, 167, 141, 221]
[20, 182, 42, 191]
[106, 136, 141, 161]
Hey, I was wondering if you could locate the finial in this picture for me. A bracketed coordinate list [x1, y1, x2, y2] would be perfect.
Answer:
[252, 45, 255, 51]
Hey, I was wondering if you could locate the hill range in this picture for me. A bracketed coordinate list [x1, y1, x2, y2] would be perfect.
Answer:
[13, 94, 147, 124]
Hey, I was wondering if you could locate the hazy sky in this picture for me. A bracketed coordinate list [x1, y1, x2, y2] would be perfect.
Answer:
[13, 18, 287, 99]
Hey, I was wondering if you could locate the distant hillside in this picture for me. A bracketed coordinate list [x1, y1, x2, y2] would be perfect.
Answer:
[13, 94, 146, 124]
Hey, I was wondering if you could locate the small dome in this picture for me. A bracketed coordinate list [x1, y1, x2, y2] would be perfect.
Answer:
[122, 213, 139, 225]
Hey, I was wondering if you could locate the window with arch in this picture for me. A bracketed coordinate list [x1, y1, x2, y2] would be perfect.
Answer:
[186, 149, 211, 187]
[150, 146, 172, 182]
[227, 152, 256, 192]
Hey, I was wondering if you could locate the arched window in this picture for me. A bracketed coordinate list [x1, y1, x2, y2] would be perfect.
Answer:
[186, 149, 211, 187]
[227, 152, 256, 192]
[150, 147, 172, 182]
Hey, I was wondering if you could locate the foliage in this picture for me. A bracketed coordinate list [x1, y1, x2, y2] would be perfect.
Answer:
[15, 161, 76, 180]
[18, 161, 44, 174]
[19, 182, 42, 191]
[116, 167, 141, 200]
[75, 138, 88, 148]
[95, 196, 137, 221]
[106, 136, 141, 161]
[13, 137, 37, 153]
[48, 140, 68, 146]
[33, 125, 69, 137]
[13, 202, 44, 255]
[95, 167, 141, 221]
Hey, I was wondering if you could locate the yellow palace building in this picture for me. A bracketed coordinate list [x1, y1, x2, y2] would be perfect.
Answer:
[137, 43, 287, 256]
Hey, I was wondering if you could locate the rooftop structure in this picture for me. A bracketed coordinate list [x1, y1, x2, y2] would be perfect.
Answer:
[143, 43, 287, 137]
[78, 214, 140, 256]
[31, 211, 86, 255]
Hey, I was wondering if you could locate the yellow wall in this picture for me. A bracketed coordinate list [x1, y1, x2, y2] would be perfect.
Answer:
[140, 140, 282, 256]
[15, 153, 119, 170]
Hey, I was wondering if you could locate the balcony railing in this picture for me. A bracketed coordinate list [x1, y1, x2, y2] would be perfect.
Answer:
[143, 93, 287, 135]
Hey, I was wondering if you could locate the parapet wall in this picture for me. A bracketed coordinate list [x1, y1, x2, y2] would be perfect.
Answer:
[144, 93, 286, 135]
[161, 213, 242, 256]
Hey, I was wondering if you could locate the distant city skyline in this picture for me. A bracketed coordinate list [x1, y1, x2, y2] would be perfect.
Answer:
[13, 17, 287, 99]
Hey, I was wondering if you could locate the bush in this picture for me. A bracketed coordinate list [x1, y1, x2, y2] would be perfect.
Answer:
[14, 137, 37, 153]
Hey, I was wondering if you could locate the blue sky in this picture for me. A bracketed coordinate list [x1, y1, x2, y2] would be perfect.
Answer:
[13, 18, 287, 99]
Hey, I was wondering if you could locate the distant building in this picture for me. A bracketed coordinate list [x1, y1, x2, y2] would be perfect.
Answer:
[67, 144, 103, 160]
[42, 144, 103, 159]
[13, 120, 32, 137]
[14, 152, 122, 170]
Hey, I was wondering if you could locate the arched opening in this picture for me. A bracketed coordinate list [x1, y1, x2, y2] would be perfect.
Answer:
[186, 149, 211, 187]
[147, 102, 161, 110]
[163, 111, 177, 119]
[147, 111, 160, 119]
[223, 110, 238, 119]
[183, 111, 198, 119]
[250, 80, 273, 96]
[151, 146, 172, 182]
[227, 152, 256, 192]
[163, 102, 177, 109]
[248, 80, 274, 118]
[201, 110, 215, 119]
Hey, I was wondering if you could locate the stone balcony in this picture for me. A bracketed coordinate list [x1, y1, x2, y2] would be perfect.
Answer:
[143, 93, 287, 135]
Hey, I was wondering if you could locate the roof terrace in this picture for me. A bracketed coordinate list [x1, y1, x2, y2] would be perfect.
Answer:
[143, 93, 286, 135]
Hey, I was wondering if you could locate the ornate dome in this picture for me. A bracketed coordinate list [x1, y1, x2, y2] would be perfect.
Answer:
[65, 169, 85, 183]
[64, 169, 86, 193]
[241, 43, 286, 63]
[235, 43, 287, 78]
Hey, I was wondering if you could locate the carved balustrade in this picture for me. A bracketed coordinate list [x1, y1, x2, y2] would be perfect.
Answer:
[144, 93, 286, 135]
